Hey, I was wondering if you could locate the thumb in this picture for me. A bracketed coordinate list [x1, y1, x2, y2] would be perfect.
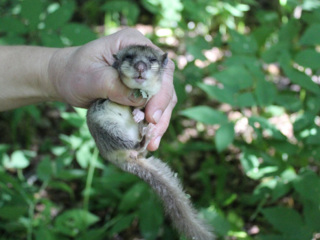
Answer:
[98, 67, 146, 106]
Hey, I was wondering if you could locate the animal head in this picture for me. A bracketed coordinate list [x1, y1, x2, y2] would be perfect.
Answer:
[113, 45, 168, 97]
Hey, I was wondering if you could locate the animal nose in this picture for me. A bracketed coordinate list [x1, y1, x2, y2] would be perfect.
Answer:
[134, 61, 147, 73]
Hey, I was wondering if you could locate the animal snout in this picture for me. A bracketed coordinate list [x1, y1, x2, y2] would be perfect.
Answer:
[134, 61, 147, 73]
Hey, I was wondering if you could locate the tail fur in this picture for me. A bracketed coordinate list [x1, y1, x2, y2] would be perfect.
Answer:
[121, 156, 215, 240]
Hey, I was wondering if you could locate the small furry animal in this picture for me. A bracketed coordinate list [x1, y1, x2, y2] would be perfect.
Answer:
[86, 45, 214, 240]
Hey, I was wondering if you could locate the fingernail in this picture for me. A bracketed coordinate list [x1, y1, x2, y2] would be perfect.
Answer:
[154, 136, 161, 149]
[152, 109, 162, 123]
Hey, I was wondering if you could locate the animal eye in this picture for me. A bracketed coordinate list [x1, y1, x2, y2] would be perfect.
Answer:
[125, 55, 133, 60]
[149, 57, 157, 62]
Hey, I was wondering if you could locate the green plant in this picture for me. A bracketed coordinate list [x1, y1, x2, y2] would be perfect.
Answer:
[1, 0, 320, 239]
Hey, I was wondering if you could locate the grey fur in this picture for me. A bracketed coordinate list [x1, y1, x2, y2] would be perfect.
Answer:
[122, 157, 214, 240]
[87, 99, 139, 152]
[87, 45, 215, 240]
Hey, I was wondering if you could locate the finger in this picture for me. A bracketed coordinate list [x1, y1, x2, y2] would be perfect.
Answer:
[106, 28, 163, 58]
[147, 91, 177, 151]
[117, 28, 154, 49]
[93, 66, 146, 107]
[145, 59, 175, 124]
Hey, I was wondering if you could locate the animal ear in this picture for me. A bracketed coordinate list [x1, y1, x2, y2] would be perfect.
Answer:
[162, 53, 168, 67]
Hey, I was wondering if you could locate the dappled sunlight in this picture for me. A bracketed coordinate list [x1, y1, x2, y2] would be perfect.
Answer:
[1, 0, 320, 239]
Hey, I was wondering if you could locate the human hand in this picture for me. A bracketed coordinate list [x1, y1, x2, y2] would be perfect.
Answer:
[48, 28, 176, 151]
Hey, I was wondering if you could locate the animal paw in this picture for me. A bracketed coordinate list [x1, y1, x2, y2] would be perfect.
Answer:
[129, 150, 139, 160]
[139, 123, 156, 153]
[133, 108, 145, 123]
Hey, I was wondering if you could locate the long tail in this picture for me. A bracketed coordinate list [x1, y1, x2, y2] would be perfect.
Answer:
[121, 156, 215, 240]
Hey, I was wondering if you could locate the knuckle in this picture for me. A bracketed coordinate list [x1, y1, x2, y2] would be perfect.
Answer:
[124, 27, 143, 37]
[172, 92, 178, 106]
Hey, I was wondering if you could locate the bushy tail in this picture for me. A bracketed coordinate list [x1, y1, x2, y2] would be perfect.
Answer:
[121, 156, 215, 240]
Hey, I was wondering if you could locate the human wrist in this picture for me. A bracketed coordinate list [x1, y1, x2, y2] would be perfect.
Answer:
[47, 46, 79, 104]
[36, 47, 61, 102]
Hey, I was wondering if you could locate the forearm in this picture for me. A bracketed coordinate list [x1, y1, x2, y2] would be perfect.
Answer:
[0, 46, 59, 111]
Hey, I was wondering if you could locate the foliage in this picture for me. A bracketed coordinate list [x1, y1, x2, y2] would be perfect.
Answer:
[1, 0, 320, 240]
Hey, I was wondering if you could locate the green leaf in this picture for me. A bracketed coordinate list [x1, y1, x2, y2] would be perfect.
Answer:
[259, 235, 293, 240]
[293, 171, 320, 204]
[56, 169, 86, 180]
[200, 207, 230, 236]
[301, 0, 320, 10]
[262, 42, 288, 63]
[76, 143, 92, 169]
[198, 82, 256, 107]
[109, 214, 135, 235]
[255, 173, 293, 201]
[0, 16, 27, 34]
[213, 66, 254, 90]
[36, 157, 53, 182]
[255, 78, 277, 106]
[256, 10, 279, 24]
[48, 181, 74, 197]
[141, 0, 160, 14]
[305, 127, 320, 145]
[270, 179, 291, 201]
[279, 19, 300, 43]
[119, 183, 148, 211]
[299, 23, 320, 46]
[0, 205, 28, 220]
[229, 30, 258, 55]
[0, 144, 9, 154]
[265, 105, 285, 117]
[40, 31, 65, 47]
[77, 229, 106, 240]
[44, 1, 75, 30]
[306, 95, 320, 113]
[182, 61, 204, 85]
[186, 36, 211, 60]
[293, 112, 315, 132]
[262, 207, 310, 238]
[275, 92, 302, 112]
[4, 150, 30, 169]
[20, 0, 43, 30]
[60, 134, 83, 149]
[283, 66, 320, 95]
[180, 106, 228, 125]
[252, 26, 275, 47]
[60, 23, 96, 46]
[294, 49, 320, 70]
[55, 209, 99, 237]
[302, 8, 320, 24]
[61, 111, 86, 128]
[198, 83, 236, 105]
[303, 200, 320, 232]
[249, 116, 286, 140]
[103, 0, 140, 25]
[139, 197, 164, 240]
[235, 92, 256, 107]
[240, 150, 260, 179]
[215, 122, 235, 152]
[0, 35, 26, 45]
[224, 55, 259, 69]
[35, 227, 57, 240]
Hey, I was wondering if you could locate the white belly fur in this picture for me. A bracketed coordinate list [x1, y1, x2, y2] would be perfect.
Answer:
[96, 101, 140, 141]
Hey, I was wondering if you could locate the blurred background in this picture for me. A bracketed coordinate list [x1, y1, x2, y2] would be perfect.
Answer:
[1, 0, 320, 239]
